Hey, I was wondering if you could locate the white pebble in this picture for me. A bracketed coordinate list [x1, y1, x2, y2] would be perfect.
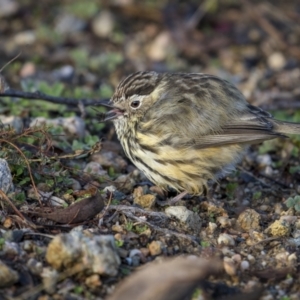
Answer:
[240, 260, 250, 271]
[217, 233, 235, 246]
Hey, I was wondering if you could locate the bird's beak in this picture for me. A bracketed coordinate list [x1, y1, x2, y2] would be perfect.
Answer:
[104, 108, 124, 121]
[95, 100, 124, 121]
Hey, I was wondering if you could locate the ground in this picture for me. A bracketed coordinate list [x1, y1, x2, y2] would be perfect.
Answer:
[0, 1, 300, 299]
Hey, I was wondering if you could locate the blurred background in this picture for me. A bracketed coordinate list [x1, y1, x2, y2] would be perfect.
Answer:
[1, 0, 300, 117]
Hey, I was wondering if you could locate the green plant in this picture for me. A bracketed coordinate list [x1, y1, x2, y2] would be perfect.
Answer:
[252, 191, 262, 200]
[285, 196, 300, 212]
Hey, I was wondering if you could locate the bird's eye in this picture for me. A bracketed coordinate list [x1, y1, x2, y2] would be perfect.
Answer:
[130, 100, 141, 109]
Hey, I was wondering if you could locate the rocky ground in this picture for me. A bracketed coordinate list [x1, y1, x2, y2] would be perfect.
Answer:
[0, 1, 300, 299]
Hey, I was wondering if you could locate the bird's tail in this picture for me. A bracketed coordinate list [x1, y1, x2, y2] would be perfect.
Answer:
[274, 120, 300, 135]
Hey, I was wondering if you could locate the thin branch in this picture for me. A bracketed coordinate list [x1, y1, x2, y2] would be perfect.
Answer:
[0, 89, 112, 107]
[0, 190, 37, 229]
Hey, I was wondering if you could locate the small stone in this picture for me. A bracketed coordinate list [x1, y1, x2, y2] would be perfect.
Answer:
[0, 0, 19, 17]
[20, 62, 36, 77]
[84, 162, 107, 176]
[13, 30, 36, 45]
[103, 185, 117, 193]
[30, 116, 85, 139]
[232, 254, 241, 264]
[275, 251, 288, 262]
[0, 159, 14, 193]
[23, 240, 35, 252]
[114, 174, 136, 194]
[66, 178, 81, 190]
[140, 247, 150, 257]
[217, 216, 232, 228]
[0, 260, 19, 287]
[55, 13, 85, 35]
[147, 31, 173, 61]
[267, 52, 286, 70]
[133, 186, 144, 199]
[0, 115, 23, 133]
[41, 268, 58, 294]
[288, 253, 297, 265]
[247, 254, 255, 263]
[217, 233, 235, 246]
[208, 222, 218, 234]
[27, 258, 43, 275]
[148, 240, 162, 256]
[46, 228, 120, 276]
[92, 10, 115, 38]
[267, 219, 291, 237]
[165, 206, 202, 232]
[223, 257, 236, 276]
[92, 151, 127, 173]
[48, 196, 68, 207]
[112, 224, 123, 233]
[240, 260, 250, 271]
[256, 154, 272, 167]
[134, 194, 156, 209]
[237, 209, 261, 231]
[85, 274, 102, 288]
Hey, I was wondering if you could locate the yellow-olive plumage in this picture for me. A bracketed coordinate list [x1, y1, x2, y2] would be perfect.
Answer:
[105, 71, 300, 197]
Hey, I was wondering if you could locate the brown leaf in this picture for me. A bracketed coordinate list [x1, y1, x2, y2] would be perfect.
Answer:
[106, 256, 223, 300]
[254, 267, 292, 281]
[32, 188, 104, 224]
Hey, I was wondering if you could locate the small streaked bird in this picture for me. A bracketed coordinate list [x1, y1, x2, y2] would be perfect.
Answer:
[102, 71, 300, 203]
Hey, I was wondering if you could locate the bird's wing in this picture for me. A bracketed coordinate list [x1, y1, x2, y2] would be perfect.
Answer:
[140, 77, 284, 149]
[189, 105, 284, 148]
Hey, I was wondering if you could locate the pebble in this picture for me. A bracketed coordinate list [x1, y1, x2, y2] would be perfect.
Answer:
[0, 159, 14, 193]
[92, 10, 115, 38]
[267, 219, 292, 237]
[41, 268, 58, 294]
[85, 274, 102, 288]
[275, 251, 288, 262]
[256, 154, 272, 167]
[27, 258, 43, 275]
[267, 52, 286, 70]
[0, 260, 19, 287]
[223, 257, 236, 276]
[30, 116, 85, 139]
[134, 194, 156, 209]
[0, 0, 18, 17]
[288, 253, 297, 265]
[240, 260, 250, 271]
[247, 254, 255, 263]
[84, 162, 108, 176]
[92, 151, 127, 173]
[114, 174, 137, 194]
[217, 233, 235, 246]
[55, 13, 85, 35]
[66, 178, 81, 191]
[148, 240, 162, 256]
[13, 30, 36, 45]
[0, 115, 23, 133]
[237, 209, 261, 231]
[147, 31, 173, 61]
[165, 206, 202, 232]
[217, 216, 232, 228]
[208, 222, 218, 234]
[46, 228, 120, 276]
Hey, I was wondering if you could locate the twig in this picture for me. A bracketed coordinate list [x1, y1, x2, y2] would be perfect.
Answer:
[0, 190, 37, 229]
[108, 205, 169, 220]
[0, 138, 41, 205]
[0, 89, 111, 107]
[109, 205, 198, 244]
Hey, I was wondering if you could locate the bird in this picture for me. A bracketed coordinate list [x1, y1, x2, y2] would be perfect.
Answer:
[101, 71, 300, 204]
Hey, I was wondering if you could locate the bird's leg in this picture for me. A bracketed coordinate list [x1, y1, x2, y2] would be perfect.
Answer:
[156, 190, 189, 206]
[169, 191, 189, 204]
